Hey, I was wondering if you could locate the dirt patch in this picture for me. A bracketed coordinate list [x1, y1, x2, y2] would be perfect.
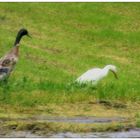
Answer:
[89, 100, 127, 109]
[29, 45, 62, 54]
[98, 54, 131, 64]
[24, 52, 75, 73]
[44, 47, 62, 54]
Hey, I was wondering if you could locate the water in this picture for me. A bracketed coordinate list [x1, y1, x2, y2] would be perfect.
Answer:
[34, 116, 126, 124]
[50, 129, 140, 138]
[1, 129, 140, 138]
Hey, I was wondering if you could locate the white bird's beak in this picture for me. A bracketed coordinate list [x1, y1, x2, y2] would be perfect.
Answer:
[110, 70, 118, 79]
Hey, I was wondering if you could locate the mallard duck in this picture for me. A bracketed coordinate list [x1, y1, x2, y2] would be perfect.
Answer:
[76, 65, 118, 85]
[0, 28, 30, 81]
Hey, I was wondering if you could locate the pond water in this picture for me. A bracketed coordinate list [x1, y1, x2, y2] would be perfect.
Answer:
[34, 116, 126, 124]
[50, 129, 140, 138]
[1, 129, 140, 138]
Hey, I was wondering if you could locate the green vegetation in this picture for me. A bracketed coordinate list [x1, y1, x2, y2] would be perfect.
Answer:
[0, 3, 140, 106]
[0, 3, 140, 133]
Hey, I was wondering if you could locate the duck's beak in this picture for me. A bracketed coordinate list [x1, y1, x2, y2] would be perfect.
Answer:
[27, 34, 32, 38]
[110, 70, 118, 79]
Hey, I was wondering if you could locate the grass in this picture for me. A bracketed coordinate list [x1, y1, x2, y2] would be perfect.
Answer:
[0, 3, 140, 133]
[0, 2, 139, 104]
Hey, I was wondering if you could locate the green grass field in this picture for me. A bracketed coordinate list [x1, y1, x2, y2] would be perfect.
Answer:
[0, 2, 140, 107]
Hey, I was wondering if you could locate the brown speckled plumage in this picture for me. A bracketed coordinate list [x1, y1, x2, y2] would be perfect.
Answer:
[0, 29, 30, 81]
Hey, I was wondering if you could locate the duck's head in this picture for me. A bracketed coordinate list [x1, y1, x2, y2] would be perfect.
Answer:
[105, 65, 118, 79]
[18, 28, 31, 38]
[14, 28, 31, 46]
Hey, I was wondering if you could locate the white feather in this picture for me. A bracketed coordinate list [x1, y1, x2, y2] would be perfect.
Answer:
[76, 65, 117, 84]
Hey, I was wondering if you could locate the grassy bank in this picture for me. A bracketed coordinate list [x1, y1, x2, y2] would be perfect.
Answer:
[0, 3, 140, 106]
[0, 3, 140, 132]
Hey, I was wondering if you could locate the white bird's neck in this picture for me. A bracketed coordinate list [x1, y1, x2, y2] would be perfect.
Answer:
[102, 65, 112, 77]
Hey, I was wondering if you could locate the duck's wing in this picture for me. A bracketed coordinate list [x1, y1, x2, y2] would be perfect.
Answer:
[0, 67, 9, 73]
[0, 56, 16, 81]
[0, 53, 9, 64]
[0, 65, 10, 80]
[0, 58, 11, 67]
[0, 53, 18, 79]
[0, 56, 11, 76]
[0, 53, 17, 67]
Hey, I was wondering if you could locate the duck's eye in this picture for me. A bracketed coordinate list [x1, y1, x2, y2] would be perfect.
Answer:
[2, 59, 11, 66]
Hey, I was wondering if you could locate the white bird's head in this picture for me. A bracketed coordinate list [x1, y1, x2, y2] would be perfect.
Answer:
[105, 65, 118, 79]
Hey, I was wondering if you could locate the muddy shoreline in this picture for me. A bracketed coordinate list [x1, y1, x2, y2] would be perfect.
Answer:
[50, 128, 140, 138]
[1, 129, 140, 138]
[0, 102, 140, 138]
[0, 116, 139, 138]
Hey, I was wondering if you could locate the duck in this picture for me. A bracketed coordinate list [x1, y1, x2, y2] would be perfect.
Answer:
[0, 28, 31, 81]
[76, 64, 118, 85]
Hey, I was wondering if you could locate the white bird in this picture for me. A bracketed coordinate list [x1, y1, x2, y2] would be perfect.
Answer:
[76, 65, 118, 85]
